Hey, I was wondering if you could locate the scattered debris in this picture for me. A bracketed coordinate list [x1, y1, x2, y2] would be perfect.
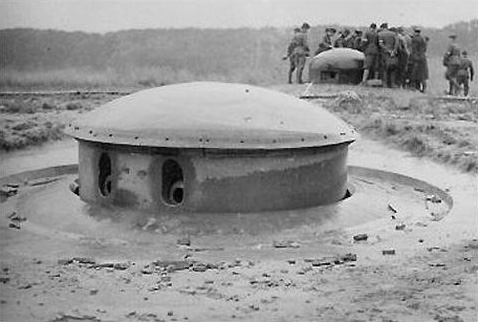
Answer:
[428, 263, 446, 267]
[192, 263, 208, 272]
[73, 257, 96, 265]
[1, 185, 19, 198]
[426, 194, 442, 203]
[0, 277, 10, 284]
[382, 249, 396, 255]
[305, 253, 357, 267]
[8, 212, 27, 222]
[353, 234, 368, 242]
[177, 236, 191, 246]
[8, 222, 21, 230]
[427, 246, 447, 252]
[186, 246, 225, 252]
[58, 258, 73, 265]
[113, 262, 131, 270]
[388, 203, 398, 213]
[395, 223, 406, 230]
[273, 240, 300, 248]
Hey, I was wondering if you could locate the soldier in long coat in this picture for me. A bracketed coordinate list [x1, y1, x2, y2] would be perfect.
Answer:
[410, 27, 428, 92]
[443, 34, 462, 95]
[284, 23, 311, 84]
[360, 23, 380, 84]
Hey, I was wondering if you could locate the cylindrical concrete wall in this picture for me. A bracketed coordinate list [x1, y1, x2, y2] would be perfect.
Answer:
[78, 140, 350, 213]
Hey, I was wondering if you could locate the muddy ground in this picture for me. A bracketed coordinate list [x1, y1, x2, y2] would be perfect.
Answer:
[1, 85, 477, 322]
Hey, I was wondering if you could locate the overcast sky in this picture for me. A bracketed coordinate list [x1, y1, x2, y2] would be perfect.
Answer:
[1, 0, 477, 32]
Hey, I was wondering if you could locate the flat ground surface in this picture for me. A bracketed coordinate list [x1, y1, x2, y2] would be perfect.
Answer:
[1, 84, 477, 322]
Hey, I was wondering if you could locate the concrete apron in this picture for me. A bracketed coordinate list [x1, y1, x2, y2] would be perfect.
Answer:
[1, 136, 475, 266]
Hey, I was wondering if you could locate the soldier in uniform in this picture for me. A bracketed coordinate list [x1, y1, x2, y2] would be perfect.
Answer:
[360, 23, 380, 84]
[352, 30, 364, 51]
[396, 27, 411, 88]
[410, 27, 428, 92]
[283, 23, 310, 84]
[316, 27, 336, 54]
[457, 50, 474, 96]
[443, 34, 461, 95]
[349, 30, 363, 51]
[378, 24, 399, 87]
[334, 29, 350, 48]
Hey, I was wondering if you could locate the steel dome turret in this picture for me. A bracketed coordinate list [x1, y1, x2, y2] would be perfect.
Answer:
[67, 82, 356, 213]
[68, 82, 355, 149]
[309, 48, 365, 84]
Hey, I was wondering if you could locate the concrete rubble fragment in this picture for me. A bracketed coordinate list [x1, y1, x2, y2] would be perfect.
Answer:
[395, 223, 406, 230]
[382, 249, 396, 255]
[273, 240, 301, 248]
[353, 233, 368, 241]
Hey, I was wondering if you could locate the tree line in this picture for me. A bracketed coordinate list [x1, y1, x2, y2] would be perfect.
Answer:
[1, 20, 476, 77]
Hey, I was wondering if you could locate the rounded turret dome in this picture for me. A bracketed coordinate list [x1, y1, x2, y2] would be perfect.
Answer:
[68, 82, 355, 149]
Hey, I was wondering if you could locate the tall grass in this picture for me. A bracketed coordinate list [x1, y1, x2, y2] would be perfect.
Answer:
[1, 55, 475, 95]
[0, 65, 285, 91]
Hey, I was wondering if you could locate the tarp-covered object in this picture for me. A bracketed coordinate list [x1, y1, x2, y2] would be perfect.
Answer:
[309, 48, 365, 84]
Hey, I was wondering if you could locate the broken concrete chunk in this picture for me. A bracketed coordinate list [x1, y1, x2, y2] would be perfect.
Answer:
[353, 234, 368, 241]
[192, 263, 208, 272]
[113, 262, 131, 270]
[382, 249, 396, 255]
[341, 253, 357, 262]
[58, 258, 73, 265]
[273, 240, 300, 248]
[311, 260, 332, 267]
[8, 222, 21, 230]
[395, 223, 406, 230]
[177, 236, 191, 246]
[426, 194, 442, 203]
[388, 203, 398, 213]
[73, 257, 96, 264]
[428, 263, 446, 267]
[8, 212, 27, 222]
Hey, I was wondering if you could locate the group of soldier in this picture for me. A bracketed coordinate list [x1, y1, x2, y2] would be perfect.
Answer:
[285, 22, 474, 96]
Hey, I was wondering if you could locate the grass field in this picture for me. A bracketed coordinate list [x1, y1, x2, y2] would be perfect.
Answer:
[1, 56, 477, 96]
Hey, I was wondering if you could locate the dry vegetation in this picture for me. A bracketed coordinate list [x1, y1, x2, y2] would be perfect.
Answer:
[275, 84, 478, 173]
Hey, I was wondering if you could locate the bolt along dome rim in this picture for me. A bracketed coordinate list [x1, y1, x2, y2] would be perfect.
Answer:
[67, 82, 356, 149]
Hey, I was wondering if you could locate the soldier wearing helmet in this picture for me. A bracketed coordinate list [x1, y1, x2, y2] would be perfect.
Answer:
[457, 50, 474, 96]
[283, 23, 311, 84]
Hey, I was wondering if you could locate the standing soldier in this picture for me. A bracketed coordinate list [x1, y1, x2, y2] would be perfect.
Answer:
[396, 27, 410, 88]
[378, 24, 399, 87]
[361, 23, 380, 85]
[410, 27, 428, 92]
[283, 23, 310, 84]
[352, 30, 364, 51]
[443, 34, 461, 95]
[334, 29, 350, 48]
[316, 27, 336, 54]
[457, 51, 474, 96]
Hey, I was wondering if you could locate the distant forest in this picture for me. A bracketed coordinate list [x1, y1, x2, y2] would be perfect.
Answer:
[1, 20, 477, 88]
